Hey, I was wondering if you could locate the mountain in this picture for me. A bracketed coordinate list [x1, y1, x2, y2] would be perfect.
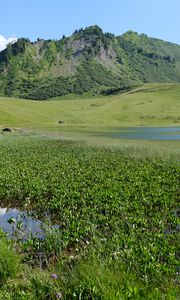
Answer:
[0, 25, 180, 100]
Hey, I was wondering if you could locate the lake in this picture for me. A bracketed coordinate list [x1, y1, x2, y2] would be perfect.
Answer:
[98, 127, 180, 141]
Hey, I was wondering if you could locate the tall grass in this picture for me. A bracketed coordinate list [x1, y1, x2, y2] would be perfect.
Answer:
[0, 234, 21, 286]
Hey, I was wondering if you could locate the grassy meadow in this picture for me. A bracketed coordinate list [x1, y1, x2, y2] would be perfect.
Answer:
[0, 83, 179, 299]
[0, 83, 180, 130]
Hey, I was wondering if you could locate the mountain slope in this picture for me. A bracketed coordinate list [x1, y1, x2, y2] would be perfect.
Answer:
[0, 26, 180, 100]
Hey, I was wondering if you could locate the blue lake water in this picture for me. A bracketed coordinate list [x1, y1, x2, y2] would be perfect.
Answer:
[99, 127, 180, 141]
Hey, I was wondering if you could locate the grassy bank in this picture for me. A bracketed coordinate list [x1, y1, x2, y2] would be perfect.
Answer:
[0, 83, 180, 154]
[0, 136, 179, 299]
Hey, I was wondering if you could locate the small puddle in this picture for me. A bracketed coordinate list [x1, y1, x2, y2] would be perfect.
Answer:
[164, 209, 180, 235]
[164, 224, 180, 235]
[0, 207, 57, 240]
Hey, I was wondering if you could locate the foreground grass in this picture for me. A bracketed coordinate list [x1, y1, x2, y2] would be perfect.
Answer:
[0, 248, 179, 300]
[0, 136, 179, 299]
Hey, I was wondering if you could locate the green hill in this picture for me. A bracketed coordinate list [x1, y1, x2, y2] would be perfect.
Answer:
[0, 25, 180, 100]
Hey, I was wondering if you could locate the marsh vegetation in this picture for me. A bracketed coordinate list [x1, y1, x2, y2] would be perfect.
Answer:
[0, 136, 179, 299]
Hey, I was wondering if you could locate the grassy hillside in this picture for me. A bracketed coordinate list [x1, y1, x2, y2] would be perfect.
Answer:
[0, 84, 179, 130]
[118, 31, 180, 82]
[0, 26, 180, 99]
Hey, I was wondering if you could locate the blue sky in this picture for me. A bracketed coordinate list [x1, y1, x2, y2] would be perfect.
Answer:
[0, 0, 179, 50]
